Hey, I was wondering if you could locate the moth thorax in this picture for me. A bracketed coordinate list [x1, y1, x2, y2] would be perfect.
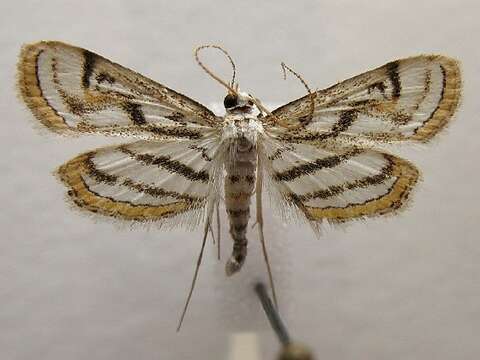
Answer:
[235, 117, 262, 144]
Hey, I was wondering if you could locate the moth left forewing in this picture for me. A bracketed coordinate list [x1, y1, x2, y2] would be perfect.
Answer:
[18, 41, 219, 139]
[265, 55, 461, 143]
[259, 136, 419, 226]
[57, 135, 222, 228]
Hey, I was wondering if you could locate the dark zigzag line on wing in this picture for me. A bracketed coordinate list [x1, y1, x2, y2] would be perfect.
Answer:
[188, 144, 213, 161]
[386, 60, 401, 99]
[289, 157, 394, 203]
[32, 49, 68, 126]
[78, 47, 216, 127]
[279, 109, 358, 143]
[122, 102, 147, 125]
[414, 64, 447, 133]
[83, 152, 204, 203]
[118, 146, 210, 183]
[122, 179, 204, 204]
[69, 178, 192, 219]
[273, 148, 363, 182]
[301, 157, 418, 213]
[145, 125, 203, 140]
[303, 178, 398, 213]
[267, 144, 295, 161]
[306, 173, 402, 212]
[82, 50, 97, 89]
[330, 109, 358, 134]
[413, 69, 432, 111]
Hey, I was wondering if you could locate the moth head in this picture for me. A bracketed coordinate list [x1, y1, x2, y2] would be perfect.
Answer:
[224, 91, 255, 113]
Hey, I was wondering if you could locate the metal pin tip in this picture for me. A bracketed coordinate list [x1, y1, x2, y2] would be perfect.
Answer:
[254, 282, 265, 292]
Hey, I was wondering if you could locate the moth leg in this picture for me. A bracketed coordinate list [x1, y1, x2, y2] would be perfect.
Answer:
[216, 202, 221, 261]
[177, 217, 210, 331]
[208, 222, 216, 245]
[256, 155, 278, 308]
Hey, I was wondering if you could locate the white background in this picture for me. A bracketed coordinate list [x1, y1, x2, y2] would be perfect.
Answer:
[1, 1, 479, 359]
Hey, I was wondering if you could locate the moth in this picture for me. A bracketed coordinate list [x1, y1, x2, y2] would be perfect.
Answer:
[17, 41, 461, 329]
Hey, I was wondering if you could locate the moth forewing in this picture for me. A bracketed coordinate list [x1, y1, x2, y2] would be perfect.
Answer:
[266, 55, 461, 143]
[17, 41, 220, 138]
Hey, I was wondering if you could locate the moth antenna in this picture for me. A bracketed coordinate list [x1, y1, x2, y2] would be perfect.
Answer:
[177, 218, 210, 331]
[250, 97, 268, 116]
[280, 62, 317, 127]
[250, 97, 291, 129]
[256, 154, 278, 308]
[194, 45, 237, 94]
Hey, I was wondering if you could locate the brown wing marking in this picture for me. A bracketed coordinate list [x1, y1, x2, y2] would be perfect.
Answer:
[17, 45, 67, 132]
[57, 153, 199, 221]
[302, 155, 419, 221]
[411, 56, 461, 141]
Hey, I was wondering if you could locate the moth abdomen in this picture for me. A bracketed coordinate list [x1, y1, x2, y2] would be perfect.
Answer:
[224, 138, 257, 276]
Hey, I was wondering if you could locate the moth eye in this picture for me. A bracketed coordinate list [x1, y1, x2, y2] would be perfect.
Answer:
[224, 94, 238, 109]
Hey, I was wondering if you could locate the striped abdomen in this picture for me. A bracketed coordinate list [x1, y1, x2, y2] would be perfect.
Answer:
[224, 137, 257, 276]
